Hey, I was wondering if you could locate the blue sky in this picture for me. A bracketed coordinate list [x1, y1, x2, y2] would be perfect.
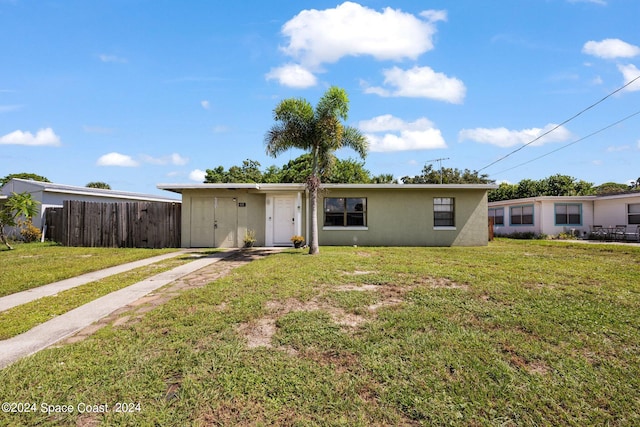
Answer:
[1, 0, 639, 195]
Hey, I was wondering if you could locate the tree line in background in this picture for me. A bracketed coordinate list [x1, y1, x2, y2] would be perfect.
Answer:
[204, 154, 394, 184]
[2, 168, 639, 203]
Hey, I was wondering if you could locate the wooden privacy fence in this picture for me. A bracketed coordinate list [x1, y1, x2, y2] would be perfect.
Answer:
[45, 201, 181, 248]
[488, 217, 494, 241]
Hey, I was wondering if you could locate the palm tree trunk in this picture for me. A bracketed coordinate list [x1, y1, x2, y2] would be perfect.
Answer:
[309, 184, 319, 254]
[308, 145, 320, 255]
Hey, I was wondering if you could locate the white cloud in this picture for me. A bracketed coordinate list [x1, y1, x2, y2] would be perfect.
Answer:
[140, 153, 189, 166]
[96, 152, 139, 167]
[98, 54, 128, 63]
[458, 124, 573, 148]
[359, 114, 435, 132]
[201, 100, 210, 110]
[618, 64, 640, 91]
[364, 66, 466, 103]
[169, 153, 189, 166]
[359, 114, 447, 152]
[582, 38, 640, 59]
[189, 169, 206, 182]
[280, 2, 445, 68]
[213, 125, 230, 133]
[265, 64, 317, 88]
[0, 128, 61, 146]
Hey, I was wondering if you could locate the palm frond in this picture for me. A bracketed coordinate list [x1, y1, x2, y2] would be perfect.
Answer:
[340, 126, 369, 159]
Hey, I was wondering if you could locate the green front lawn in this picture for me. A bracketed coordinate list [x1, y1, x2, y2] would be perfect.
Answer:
[1, 240, 638, 426]
[0, 242, 177, 297]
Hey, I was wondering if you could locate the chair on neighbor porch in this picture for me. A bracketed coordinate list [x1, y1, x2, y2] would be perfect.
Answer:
[625, 225, 640, 242]
[590, 225, 607, 241]
[613, 225, 627, 241]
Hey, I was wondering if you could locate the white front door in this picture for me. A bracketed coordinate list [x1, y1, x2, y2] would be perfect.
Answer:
[273, 196, 295, 246]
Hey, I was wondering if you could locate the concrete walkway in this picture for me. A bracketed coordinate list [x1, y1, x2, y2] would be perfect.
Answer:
[0, 250, 235, 369]
[0, 250, 193, 313]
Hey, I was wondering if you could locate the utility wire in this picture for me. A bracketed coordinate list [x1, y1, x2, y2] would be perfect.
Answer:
[491, 109, 640, 176]
[478, 73, 640, 172]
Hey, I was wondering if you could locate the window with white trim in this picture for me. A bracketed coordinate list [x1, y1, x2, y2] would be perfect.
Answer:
[488, 207, 504, 226]
[628, 203, 640, 225]
[555, 203, 581, 225]
[324, 197, 367, 227]
[510, 205, 533, 225]
[434, 197, 455, 227]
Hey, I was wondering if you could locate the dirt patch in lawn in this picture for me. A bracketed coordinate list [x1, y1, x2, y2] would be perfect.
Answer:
[237, 282, 415, 351]
[60, 249, 281, 345]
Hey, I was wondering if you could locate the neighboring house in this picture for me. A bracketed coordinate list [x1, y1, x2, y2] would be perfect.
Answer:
[157, 183, 497, 248]
[0, 178, 180, 232]
[488, 192, 640, 237]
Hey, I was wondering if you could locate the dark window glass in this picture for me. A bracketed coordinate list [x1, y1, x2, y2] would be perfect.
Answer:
[489, 208, 504, 225]
[511, 205, 533, 225]
[324, 198, 366, 226]
[434, 198, 455, 227]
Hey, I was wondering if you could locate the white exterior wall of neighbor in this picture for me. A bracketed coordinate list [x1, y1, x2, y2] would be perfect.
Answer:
[1, 179, 179, 230]
[594, 193, 640, 227]
[490, 193, 640, 237]
[490, 196, 596, 237]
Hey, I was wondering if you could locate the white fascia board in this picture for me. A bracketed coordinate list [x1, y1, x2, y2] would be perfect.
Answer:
[322, 183, 498, 190]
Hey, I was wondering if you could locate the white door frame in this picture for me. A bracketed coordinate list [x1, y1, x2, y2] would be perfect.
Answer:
[265, 192, 302, 246]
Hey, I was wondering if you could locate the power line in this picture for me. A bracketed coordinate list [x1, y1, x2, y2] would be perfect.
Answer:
[477, 73, 640, 172]
[491, 109, 640, 176]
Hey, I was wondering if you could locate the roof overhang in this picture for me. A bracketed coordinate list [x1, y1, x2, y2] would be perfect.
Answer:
[488, 195, 598, 206]
[157, 182, 498, 194]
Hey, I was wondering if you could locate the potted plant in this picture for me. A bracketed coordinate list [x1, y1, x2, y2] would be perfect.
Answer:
[243, 229, 256, 248]
[290, 235, 305, 248]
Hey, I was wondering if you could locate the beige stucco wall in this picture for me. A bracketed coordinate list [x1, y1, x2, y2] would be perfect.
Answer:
[180, 189, 266, 247]
[317, 188, 489, 247]
[177, 186, 490, 248]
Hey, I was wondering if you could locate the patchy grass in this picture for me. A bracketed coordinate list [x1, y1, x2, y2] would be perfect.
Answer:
[0, 256, 194, 340]
[0, 240, 638, 426]
[0, 242, 178, 297]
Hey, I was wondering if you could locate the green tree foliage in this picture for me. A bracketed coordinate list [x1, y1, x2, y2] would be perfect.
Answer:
[204, 159, 264, 183]
[265, 86, 368, 255]
[86, 182, 111, 189]
[203, 154, 391, 184]
[401, 164, 493, 184]
[594, 182, 634, 195]
[0, 192, 40, 249]
[0, 173, 50, 187]
[488, 174, 595, 202]
[371, 173, 396, 184]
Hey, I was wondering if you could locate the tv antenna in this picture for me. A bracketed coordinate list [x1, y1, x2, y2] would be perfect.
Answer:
[425, 157, 450, 184]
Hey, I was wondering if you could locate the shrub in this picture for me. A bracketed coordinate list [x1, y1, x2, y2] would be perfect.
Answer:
[19, 219, 42, 243]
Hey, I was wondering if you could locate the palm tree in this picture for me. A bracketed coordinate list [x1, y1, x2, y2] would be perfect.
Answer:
[265, 86, 368, 254]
